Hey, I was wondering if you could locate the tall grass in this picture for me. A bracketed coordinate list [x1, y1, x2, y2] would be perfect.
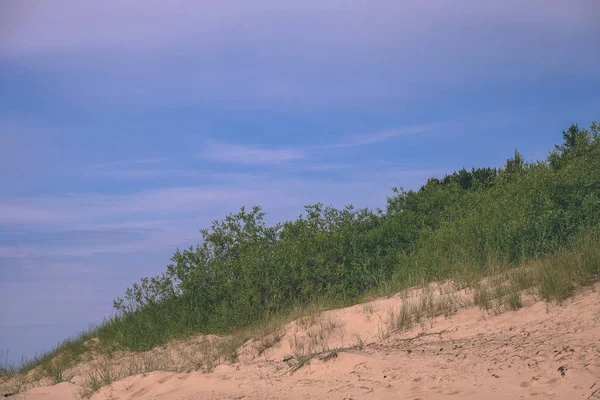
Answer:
[0, 350, 16, 377]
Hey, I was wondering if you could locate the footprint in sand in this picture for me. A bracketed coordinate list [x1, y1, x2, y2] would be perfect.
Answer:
[158, 374, 174, 384]
[131, 386, 151, 398]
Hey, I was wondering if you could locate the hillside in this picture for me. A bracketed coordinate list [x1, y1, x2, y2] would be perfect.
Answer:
[1, 121, 600, 399]
[4, 279, 600, 399]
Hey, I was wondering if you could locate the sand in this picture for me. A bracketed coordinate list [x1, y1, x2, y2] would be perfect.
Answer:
[7, 283, 600, 400]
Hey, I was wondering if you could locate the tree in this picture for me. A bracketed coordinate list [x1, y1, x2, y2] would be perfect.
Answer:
[505, 149, 524, 174]
[549, 123, 597, 169]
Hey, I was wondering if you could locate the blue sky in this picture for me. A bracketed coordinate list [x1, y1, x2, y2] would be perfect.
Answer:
[1, 0, 599, 365]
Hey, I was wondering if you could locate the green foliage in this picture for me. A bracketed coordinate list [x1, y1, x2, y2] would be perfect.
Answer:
[549, 122, 599, 169]
[102, 204, 393, 348]
[402, 122, 600, 279]
[91, 121, 600, 351]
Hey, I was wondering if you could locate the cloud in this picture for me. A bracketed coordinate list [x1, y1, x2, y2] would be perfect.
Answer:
[0, 186, 258, 225]
[200, 140, 306, 165]
[2, 0, 597, 111]
[0, 231, 179, 258]
[295, 163, 349, 171]
[1, 1, 595, 58]
[84, 165, 269, 180]
[196, 124, 435, 165]
[334, 125, 433, 148]
[0, 163, 443, 228]
[0, 279, 116, 327]
[90, 158, 169, 169]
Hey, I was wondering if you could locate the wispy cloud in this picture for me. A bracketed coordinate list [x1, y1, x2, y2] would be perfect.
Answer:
[0, 163, 442, 228]
[295, 163, 349, 172]
[334, 125, 433, 148]
[83, 164, 273, 182]
[1, 1, 592, 59]
[195, 124, 434, 166]
[90, 157, 169, 169]
[0, 186, 257, 225]
[0, 229, 182, 258]
[200, 140, 305, 165]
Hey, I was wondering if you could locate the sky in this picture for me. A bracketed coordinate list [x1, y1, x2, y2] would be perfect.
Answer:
[0, 0, 599, 365]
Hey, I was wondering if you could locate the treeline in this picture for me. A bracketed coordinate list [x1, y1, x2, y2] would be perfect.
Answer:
[101, 122, 600, 350]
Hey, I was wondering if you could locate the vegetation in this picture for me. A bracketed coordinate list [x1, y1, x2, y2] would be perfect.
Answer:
[3, 121, 600, 395]
[99, 121, 599, 351]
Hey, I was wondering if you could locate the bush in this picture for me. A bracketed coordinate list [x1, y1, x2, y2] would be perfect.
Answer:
[101, 121, 600, 350]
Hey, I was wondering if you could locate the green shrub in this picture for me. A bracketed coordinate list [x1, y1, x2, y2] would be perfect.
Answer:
[91, 121, 600, 351]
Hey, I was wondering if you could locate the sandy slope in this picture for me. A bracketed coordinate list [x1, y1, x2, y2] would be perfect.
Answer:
[9, 284, 600, 400]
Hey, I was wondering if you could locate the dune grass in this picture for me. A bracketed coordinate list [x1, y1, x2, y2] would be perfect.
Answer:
[0, 351, 15, 377]
[3, 231, 599, 397]
[3, 121, 600, 397]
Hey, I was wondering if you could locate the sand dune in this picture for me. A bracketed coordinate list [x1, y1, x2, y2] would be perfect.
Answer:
[8, 283, 600, 400]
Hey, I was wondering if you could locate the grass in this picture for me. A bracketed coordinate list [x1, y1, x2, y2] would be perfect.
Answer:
[387, 301, 413, 332]
[354, 334, 364, 350]
[43, 357, 75, 385]
[79, 360, 115, 399]
[535, 236, 600, 302]
[4, 230, 600, 396]
[253, 329, 284, 356]
[360, 303, 376, 318]
[507, 291, 522, 311]
[3, 232, 600, 397]
[0, 350, 16, 378]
